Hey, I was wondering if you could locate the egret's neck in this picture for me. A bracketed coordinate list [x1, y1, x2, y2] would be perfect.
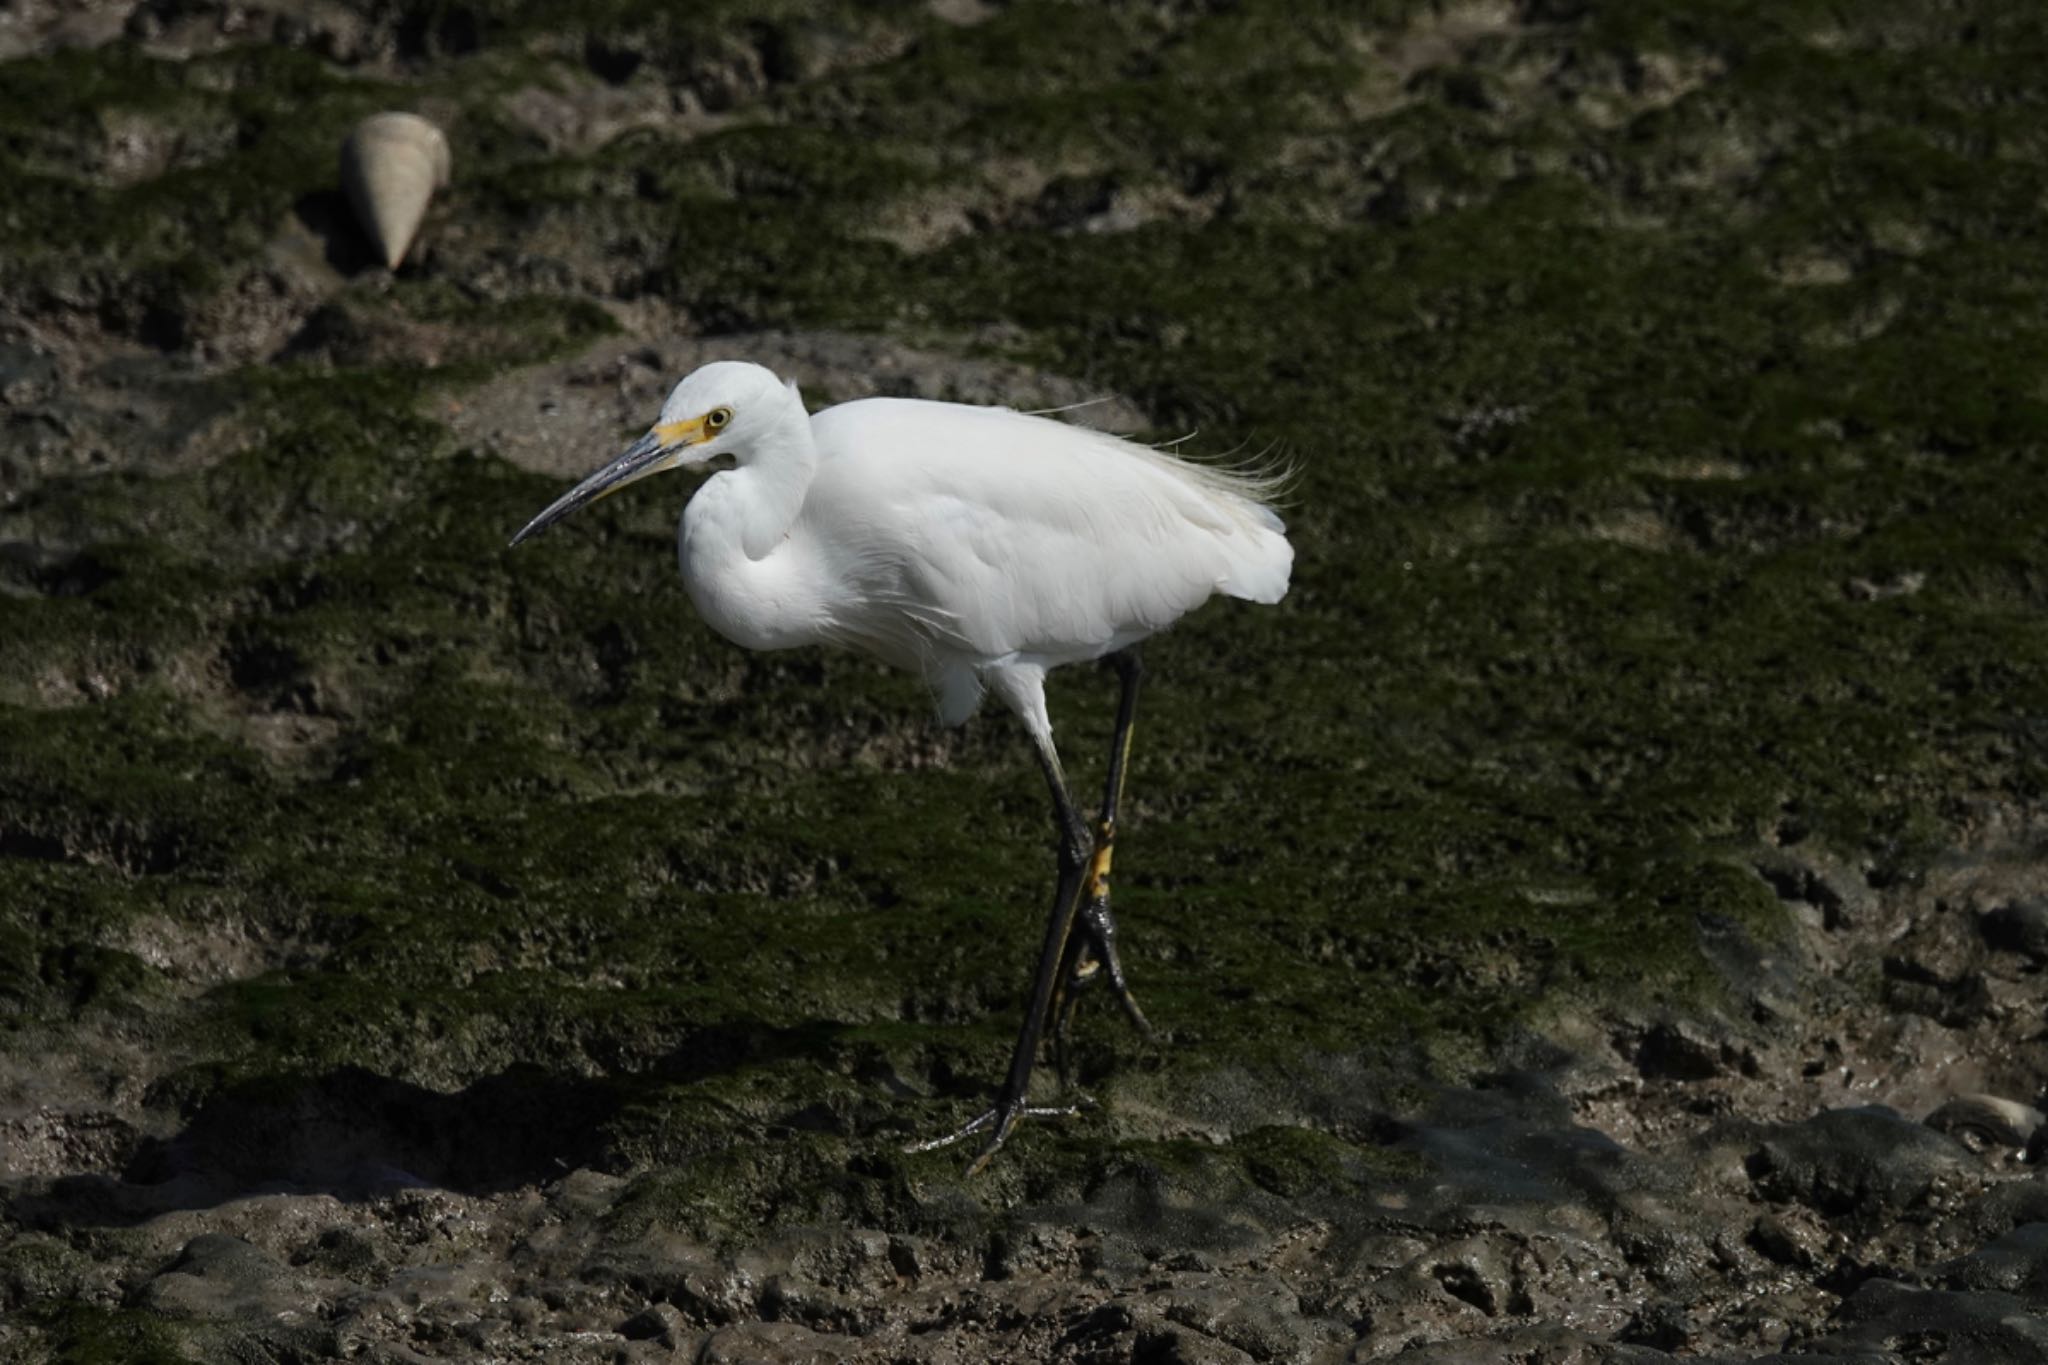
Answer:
[687, 399, 818, 563]
[679, 399, 823, 652]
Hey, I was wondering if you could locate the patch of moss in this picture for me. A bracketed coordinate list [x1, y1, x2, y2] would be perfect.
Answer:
[9, 1300, 189, 1365]
[604, 1136, 899, 1248]
[0, 1231, 90, 1313]
[0, 47, 390, 323]
[1232, 1124, 1390, 1199]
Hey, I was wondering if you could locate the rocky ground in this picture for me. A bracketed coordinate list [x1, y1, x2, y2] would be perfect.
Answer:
[3, 1, 2047, 1361]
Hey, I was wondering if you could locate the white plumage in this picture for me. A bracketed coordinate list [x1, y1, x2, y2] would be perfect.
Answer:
[511, 359, 1293, 1168]
[653, 363, 1291, 735]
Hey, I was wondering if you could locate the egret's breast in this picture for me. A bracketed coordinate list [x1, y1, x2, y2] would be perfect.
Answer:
[681, 482, 848, 655]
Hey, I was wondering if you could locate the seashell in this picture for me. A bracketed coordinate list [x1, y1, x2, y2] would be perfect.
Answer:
[339, 112, 451, 270]
[1924, 1093, 2045, 1153]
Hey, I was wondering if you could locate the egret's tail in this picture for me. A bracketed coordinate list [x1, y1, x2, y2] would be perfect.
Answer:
[1107, 436, 1296, 606]
[1185, 455, 1293, 605]
[1218, 514, 1293, 604]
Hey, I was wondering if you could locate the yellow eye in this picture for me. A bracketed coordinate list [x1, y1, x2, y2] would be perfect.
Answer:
[706, 407, 732, 430]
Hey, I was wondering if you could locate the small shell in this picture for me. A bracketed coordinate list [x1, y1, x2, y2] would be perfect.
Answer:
[339, 112, 451, 270]
[1924, 1093, 2045, 1153]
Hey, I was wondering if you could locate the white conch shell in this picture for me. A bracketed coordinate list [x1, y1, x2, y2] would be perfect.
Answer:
[340, 112, 451, 270]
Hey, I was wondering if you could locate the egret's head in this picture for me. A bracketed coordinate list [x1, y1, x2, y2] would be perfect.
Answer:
[509, 360, 798, 547]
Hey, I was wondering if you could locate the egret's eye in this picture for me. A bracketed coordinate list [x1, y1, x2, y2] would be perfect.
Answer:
[706, 407, 733, 431]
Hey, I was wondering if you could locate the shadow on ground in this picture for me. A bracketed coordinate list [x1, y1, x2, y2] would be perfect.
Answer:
[12, 1017, 857, 1230]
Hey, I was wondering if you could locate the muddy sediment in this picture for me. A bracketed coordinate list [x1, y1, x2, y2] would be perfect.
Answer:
[4, 2, 2047, 1361]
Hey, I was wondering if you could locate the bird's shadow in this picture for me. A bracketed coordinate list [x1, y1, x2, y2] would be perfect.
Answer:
[8, 1018, 848, 1232]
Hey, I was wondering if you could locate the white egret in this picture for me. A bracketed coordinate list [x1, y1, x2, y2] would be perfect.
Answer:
[511, 360, 1292, 1170]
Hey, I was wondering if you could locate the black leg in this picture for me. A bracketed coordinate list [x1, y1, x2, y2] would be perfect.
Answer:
[907, 734, 1095, 1172]
[1050, 650, 1152, 1081]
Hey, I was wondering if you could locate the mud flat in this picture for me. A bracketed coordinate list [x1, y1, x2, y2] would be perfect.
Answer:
[4, 2, 2046, 1360]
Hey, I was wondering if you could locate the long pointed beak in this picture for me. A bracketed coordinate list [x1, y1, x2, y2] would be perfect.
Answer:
[509, 428, 682, 547]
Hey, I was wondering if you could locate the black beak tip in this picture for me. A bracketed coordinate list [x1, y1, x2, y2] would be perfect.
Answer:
[508, 513, 554, 548]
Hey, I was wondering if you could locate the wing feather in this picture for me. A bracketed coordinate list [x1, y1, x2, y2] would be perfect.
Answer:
[801, 399, 1292, 665]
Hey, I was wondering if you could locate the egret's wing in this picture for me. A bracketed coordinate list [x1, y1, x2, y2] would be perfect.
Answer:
[803, 399, 1291, 664]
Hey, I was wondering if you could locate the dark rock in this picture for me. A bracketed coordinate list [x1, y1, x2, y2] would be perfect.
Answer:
[1383, 1324, 1682, 1362]
[0, 340, 58, 408]
[1820, 1277, 2048, 1362]
[1619, 1299, 1691, 1351]
[1160, 1274, 1347, 1362]
[1753, 854, 1857, 930]
[1632, 1021, 1726, 1081]
[1135, 1323, 1257, 1364]
[1432, 1258, 1497, 1315]
[1882, 966, 1996, 1028]
[1980, 901, 2048, 962]
[1936, 1222, 2048, 1300]
[1748, 1214, 1824, 1270]
[1746, 1108, 1973, 1223]
[619, 1301, 691, 1349]
[290, 1225, 383, 1277]
[1959, 1178, 2048, 1238]
[697, 1319, 860, 1364]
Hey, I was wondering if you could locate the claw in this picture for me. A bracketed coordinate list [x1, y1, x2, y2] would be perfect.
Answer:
[1077, 894, 1153, 1038]
[905, 1098, 1091, 1174]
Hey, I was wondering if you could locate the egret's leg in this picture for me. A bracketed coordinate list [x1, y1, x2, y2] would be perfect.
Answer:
[907, 733, 1094, 1172]
[1051, 650, 1153, 1079]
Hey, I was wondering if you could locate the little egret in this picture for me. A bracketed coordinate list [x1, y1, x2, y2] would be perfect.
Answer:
[511, 360, 1292, 1169]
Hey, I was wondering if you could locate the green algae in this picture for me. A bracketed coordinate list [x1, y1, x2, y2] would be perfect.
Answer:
[1, 0, 2046, 1278]
[0, 46, 382, 334]
[8, 1301, 188, 1365]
